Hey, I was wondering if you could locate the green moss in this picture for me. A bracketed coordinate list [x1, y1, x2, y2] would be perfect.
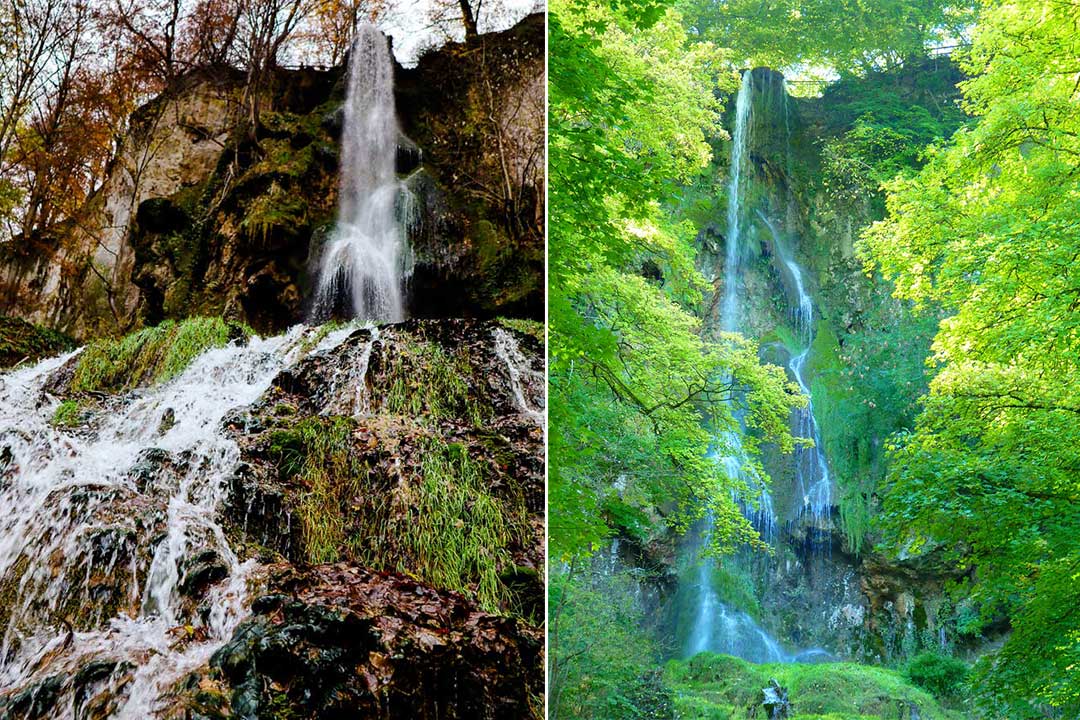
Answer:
[496, 317, 544, 342]
[666, 653, 963, 720]
[71, 317, 252, 394]
[241, 181, 309, 244]
[50, 400, 81, 428]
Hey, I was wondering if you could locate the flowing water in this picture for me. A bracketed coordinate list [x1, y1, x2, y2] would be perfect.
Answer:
[757, 210, 832, 528]
[684, 69, 834, 662]
[311, 24, 417, 323]
[493, 328, 545, 428]
[0, 326, 356, 717]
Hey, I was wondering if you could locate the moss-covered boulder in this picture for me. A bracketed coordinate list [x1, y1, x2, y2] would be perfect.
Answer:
[667, 653, 965, 719]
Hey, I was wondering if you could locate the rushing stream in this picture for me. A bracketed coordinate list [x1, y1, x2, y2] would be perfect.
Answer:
[0, 326, 358, 717]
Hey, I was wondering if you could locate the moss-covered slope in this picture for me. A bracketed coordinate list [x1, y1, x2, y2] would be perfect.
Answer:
[667, 654, 963, 720]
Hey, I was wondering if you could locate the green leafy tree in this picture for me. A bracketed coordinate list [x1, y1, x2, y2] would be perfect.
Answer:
[860, 0, 1080, 713]
[549, 0, 803, 561]
[679, 0, 976, 74]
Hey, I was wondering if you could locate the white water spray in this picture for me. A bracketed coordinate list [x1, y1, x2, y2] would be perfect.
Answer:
[0, 326, 357, 717]
[311, 24, 416, 323]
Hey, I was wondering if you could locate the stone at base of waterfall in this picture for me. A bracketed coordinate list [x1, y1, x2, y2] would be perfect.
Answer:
[762, 678, 790, 719]
[167, 563, 543, 719]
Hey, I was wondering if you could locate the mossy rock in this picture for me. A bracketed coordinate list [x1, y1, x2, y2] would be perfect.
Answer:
[666, 653, 966, 720]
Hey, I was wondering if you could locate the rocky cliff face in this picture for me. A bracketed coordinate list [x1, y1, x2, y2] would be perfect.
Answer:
[0, 15, 544, 341]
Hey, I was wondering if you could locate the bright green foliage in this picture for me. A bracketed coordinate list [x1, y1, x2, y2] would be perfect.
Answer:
[819, 62, 967, 213]
[860, 0, 1080, 712]
[905, 652, 970, 699]
[679, 0, 976, 75]
[359, 441, 529, 613]
[70, 317, 251, 393]
[667, 653, 960, 719]
[549, 567, 671, 720]
[50, 400, 81, 428]
[549, 0, 803, 562]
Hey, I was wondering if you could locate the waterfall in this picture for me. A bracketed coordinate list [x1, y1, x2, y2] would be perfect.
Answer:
[688, 71, 784, 660]
[311, 24, 415, 323]
[720, 71, 755, 334]
[686, 69, 837, 663]
[0, 326, 352, 717]
[758, 210, 832, 528]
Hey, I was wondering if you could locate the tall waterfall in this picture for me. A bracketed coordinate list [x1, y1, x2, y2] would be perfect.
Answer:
[685, 69, 834, 662]
[688, 71, 783, 659]
[311, 24, 414, 323]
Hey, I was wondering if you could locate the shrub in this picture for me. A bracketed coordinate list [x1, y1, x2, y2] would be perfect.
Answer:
[904, 651, 970, 697]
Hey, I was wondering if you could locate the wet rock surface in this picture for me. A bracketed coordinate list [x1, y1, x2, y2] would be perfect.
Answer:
[167, 564, 543, 720]
[0, 318, 544, 718]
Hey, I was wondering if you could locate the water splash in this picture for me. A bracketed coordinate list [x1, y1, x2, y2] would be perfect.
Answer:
[0, 326, 341, 717]
[311, 24, 415, 323]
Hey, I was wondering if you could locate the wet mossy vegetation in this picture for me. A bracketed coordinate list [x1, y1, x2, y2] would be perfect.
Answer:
[667, 653, 967, 720]
[68, 317, 252, 393]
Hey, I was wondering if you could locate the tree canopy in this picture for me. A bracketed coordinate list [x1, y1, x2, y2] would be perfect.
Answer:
[860, 0, 1080, 713]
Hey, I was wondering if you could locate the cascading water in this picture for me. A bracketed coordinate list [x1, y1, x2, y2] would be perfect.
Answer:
[311, 24, 416, 323]
[493, 328, 546, 428]
[0, 326, 359, 717]
[685, 69, 834, 662]
[758, 210, 832, 529]
[687, 71, 786, 660]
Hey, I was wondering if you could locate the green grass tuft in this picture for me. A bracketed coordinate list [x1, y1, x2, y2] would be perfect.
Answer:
[496, 317, 544, 342]
[50, 399, 81, 428]
[70, 317, 252, 393]
[376, 337, 486, 425]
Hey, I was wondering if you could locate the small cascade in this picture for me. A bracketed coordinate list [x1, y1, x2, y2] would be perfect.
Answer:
[493, 328, 545, 427]
[757, 211, 832, 530]
[0, 325, 359, 717]
[321, 324, 381, 417]
[311, 24, 417, 323]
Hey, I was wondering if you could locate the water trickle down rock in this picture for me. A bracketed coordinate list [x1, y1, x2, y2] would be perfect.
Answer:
[0, 319, 544, 718]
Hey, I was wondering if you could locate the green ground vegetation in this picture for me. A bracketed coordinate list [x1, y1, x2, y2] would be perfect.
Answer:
[270, 420, 528, 614]
[667, 653, 964, 720]
[70, 317, 252, 393]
